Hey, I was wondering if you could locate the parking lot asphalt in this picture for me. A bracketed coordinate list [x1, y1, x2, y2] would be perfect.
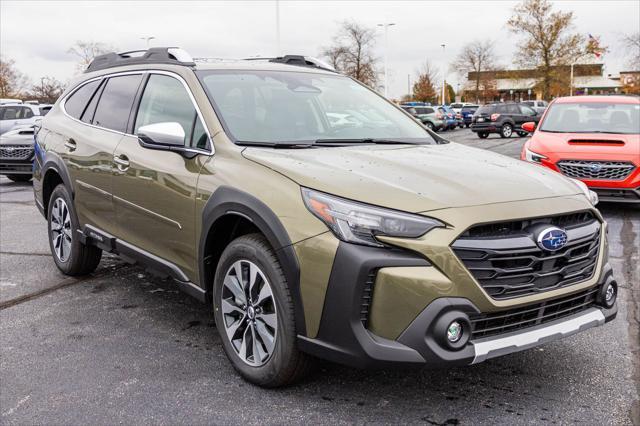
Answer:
[1, 128, 639, 425]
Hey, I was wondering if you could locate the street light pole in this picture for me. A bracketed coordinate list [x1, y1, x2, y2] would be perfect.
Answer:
[275, 0, 281, 56]
[441, 44, 446, 105]
[378, 23, 396, 98]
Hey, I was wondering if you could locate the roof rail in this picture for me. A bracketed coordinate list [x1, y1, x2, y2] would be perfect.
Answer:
[85, 47, 195, 73]
[245, 55, 337, 73]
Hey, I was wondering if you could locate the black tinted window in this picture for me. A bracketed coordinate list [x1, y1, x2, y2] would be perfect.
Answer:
[93, 75, 142, 132]
[64, 80, 101, 119]
[476, 105, 495, 114]
[80, 80, 104, 124]
[506, 104, 519, 114]
[519, 105, 536, 116]
[39, 106, 52, 116]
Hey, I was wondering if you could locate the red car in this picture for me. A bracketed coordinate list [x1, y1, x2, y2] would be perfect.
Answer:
[521, 95, 640, 203]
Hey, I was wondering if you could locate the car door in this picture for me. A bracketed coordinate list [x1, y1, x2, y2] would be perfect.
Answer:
[111, 72, 211, 281]
[61, 74, 143, 237]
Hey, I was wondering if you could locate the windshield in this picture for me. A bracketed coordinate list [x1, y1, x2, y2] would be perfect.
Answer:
[197, 70, 436, 145]
[540, 102, 640, 134]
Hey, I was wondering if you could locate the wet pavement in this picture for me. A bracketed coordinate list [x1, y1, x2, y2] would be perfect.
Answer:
[1, 128, 638, 425]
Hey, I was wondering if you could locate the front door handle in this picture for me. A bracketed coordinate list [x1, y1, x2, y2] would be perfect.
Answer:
[113, 154, 130, 171]
[64, 139, 77, 151]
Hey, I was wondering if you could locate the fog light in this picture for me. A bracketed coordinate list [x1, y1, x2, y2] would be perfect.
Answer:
[447, 321, 463, 343]
[605, 282, 617, 307]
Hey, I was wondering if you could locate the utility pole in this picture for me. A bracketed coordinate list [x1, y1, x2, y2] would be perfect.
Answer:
[378, 22, 396, 98]
[441, 44, 446, 105]
[140, 36, 155, 48]
[275, 0, 281, 56]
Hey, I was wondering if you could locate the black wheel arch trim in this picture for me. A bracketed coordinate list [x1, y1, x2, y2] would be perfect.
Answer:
[40, 152, 74, 215]
[199, 185, 306, 336]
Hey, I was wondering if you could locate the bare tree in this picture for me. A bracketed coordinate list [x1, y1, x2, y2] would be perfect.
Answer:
[507, 0, 583, 99]
[27, 77, 65, 104]
[621, 32, 640, 70]
[68, 41, 115, 72]
[322, 21, 379, 88]
[412, 61, 439, 104]
[0, 57, 30, 98]
[452, 40, 498, 103]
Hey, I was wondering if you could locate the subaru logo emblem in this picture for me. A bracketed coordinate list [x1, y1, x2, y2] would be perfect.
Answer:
[5, 147, 15, 152]
[537, 227, 568, 252]
[589, 163, 602, 173]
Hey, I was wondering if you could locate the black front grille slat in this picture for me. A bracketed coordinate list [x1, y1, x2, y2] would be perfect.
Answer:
[453, 212, 601, 300]
[470, 288, 598, 339]
[360, 270, 378, 327]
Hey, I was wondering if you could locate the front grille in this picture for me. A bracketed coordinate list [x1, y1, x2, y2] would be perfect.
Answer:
[360, 270, 377, 327]
[470, 287, 598, 339]
[593, 187, 640, 202]
[0, 145, 34, 160]
[453, 213, 601, 299]
[557, 160, 635, 180]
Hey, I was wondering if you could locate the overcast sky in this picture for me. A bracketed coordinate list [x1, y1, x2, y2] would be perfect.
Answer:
[1, 0, 639, 98]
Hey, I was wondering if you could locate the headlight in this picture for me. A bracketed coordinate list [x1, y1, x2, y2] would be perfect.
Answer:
[570, 178, 599, 206]
[524, 146, 547, 163]
[301, 188, 444, 247]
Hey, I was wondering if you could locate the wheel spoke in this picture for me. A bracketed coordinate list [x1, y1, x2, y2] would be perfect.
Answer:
[248, 263, 260, 298]
[233, 261, 246, 292]
[251, 324, 267, 363]
[255, 319, 275, 354]
[256, 282, 273, 306]
[256, 312, 277, 329]
[225, 314, 246, 342]
[239, 326, 250, 361]
[221, 298, 244, 316]
[223, 275, 246, 305]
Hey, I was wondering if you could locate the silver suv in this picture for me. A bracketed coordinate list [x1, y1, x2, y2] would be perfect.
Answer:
[0, 103, 52, 135]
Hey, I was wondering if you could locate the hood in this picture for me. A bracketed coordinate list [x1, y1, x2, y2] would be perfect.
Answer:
[529, 131, 640, 163]
[243, 142, 582, 213]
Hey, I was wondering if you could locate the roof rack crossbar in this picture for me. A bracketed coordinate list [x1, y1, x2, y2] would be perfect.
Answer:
[85, 47, 195, 73]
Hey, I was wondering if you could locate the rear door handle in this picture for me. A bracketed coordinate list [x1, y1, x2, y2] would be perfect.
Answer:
[64, 139, 77, 151]
[113, 154, 130, 171]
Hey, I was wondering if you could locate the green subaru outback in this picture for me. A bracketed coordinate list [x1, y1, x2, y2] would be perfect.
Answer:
[33, 48, 617, 387]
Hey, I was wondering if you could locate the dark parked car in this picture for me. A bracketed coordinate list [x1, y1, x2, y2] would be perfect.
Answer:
[471, 103, 540, 138]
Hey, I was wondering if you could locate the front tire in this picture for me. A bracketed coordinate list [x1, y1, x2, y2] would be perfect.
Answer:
[425, 122, 434, 130]
[478, 132, 489, 139]
[500, 123, 513, 138]
[47, 184, 102, 275]
[7, 174, 32, 182]
[213, 234, 314, 387]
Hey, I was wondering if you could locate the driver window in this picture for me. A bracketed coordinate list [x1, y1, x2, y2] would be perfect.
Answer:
[135, 74, 204, 146]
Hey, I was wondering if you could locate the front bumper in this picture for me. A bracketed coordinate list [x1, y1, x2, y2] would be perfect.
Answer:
[0, 159, 33, 175]
[298, 241, 617, 369]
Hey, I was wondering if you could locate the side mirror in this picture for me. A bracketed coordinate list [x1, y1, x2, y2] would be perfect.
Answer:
[522, 122, 536, 133]
[138, 122, 185, 146]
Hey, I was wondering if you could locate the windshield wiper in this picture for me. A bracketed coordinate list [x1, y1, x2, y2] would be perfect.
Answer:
[314, 138, 424, 145]
[236, 140, 314, 148]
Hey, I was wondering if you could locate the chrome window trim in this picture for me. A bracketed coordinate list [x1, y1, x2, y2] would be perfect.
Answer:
[60, 69, 215, 156]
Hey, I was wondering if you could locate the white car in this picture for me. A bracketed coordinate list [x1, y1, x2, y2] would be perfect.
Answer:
[449, 102, 477, 114]
[0, 103, 51, 135]
[521, 100, 548, 114]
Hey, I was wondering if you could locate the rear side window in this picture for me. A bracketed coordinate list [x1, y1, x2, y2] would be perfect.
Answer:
[506, 104, 519, 114]
[134, 74, 205, 147]
[64, 80, 101, 119]
[476, 105, 495, 115]
[23, 107, 34, 119]
[80, 80, 105, 124]
[93, 75, 143, 133]
[39, 106, 52, 116]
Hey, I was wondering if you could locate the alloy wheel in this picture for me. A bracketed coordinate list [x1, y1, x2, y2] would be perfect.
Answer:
[502, 124, 513, 137]
[221, 260, 277, 367]
[50, 198, 72, 262]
